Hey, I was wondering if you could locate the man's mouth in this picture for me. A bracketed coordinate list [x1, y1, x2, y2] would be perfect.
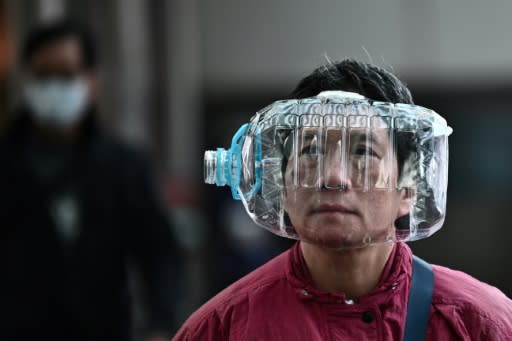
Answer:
[311, 204, 356, 215]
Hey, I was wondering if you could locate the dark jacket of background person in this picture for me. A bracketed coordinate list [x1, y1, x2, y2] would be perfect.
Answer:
[0, 108, 179, 341]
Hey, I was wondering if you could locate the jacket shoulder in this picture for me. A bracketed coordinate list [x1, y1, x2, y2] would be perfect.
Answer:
[432, 264, 512, 337]
[173, 249, 291, 340]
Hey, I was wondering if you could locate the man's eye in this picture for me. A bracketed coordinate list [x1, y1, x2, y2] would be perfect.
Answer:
[353, 146, 378, 157]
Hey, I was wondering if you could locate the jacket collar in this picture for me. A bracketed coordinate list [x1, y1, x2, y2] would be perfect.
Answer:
[286, 241, 413, 305]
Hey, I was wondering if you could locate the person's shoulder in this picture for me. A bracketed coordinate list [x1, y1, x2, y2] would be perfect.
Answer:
[91, 129, 135, 154]
[432, 264, 512, 310]
[432, 264, 512, 335]
[185, 249, 290, 320]
[90, 130, 151, 166]
[174, 249, 292, 339]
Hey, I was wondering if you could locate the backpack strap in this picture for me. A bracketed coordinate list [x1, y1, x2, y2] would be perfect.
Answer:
[403, 255, 434, 341]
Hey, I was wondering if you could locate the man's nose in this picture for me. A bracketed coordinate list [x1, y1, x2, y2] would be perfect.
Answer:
[322, 141, 351, 190]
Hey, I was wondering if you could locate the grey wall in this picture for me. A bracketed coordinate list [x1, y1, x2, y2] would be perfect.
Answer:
[200, 0, 512, 92]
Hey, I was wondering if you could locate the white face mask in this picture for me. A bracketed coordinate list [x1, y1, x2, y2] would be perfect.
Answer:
[23, 77, 89, 128]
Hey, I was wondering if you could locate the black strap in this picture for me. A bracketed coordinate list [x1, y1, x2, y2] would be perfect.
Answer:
[403, 255, 434, 341]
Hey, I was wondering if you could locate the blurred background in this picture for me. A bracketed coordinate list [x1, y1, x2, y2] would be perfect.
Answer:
[1, 0, 512, 334]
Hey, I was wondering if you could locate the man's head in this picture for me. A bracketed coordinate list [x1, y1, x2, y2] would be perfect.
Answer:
[20, 20, 98, 130]
[204, 58, 451, 249]
[281, 59, 416, 248]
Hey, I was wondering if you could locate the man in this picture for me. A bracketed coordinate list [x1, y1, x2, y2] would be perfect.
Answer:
[0, 20, 178, 341]
[174, 59, 512, 340]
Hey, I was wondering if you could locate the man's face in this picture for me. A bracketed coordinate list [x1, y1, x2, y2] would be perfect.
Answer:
[23, 36, 97, 130]
[27, 36, 96, 101]
[283, 126, 411, 249]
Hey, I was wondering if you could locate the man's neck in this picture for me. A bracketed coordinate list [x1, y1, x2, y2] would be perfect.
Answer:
[300, 241, 394, 299]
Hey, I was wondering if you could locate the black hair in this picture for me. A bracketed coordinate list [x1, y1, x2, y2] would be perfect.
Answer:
[290, 58, 413, 104]
[22, 20, 97, 69]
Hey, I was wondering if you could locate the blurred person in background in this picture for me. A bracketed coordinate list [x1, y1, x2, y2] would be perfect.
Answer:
[173, 59, 512, 340]
[0, 20, 179, 341]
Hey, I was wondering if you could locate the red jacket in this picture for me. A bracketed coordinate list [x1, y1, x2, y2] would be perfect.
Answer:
[173, 242, 512, 340]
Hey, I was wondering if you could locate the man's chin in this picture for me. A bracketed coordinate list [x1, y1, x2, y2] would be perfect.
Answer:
[299, 224, 393, 250]
[300, 228, 364, 250]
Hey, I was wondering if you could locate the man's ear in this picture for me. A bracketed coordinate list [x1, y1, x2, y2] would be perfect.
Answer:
[397, 187, 414, 219]
[85, 69, 98, 102]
